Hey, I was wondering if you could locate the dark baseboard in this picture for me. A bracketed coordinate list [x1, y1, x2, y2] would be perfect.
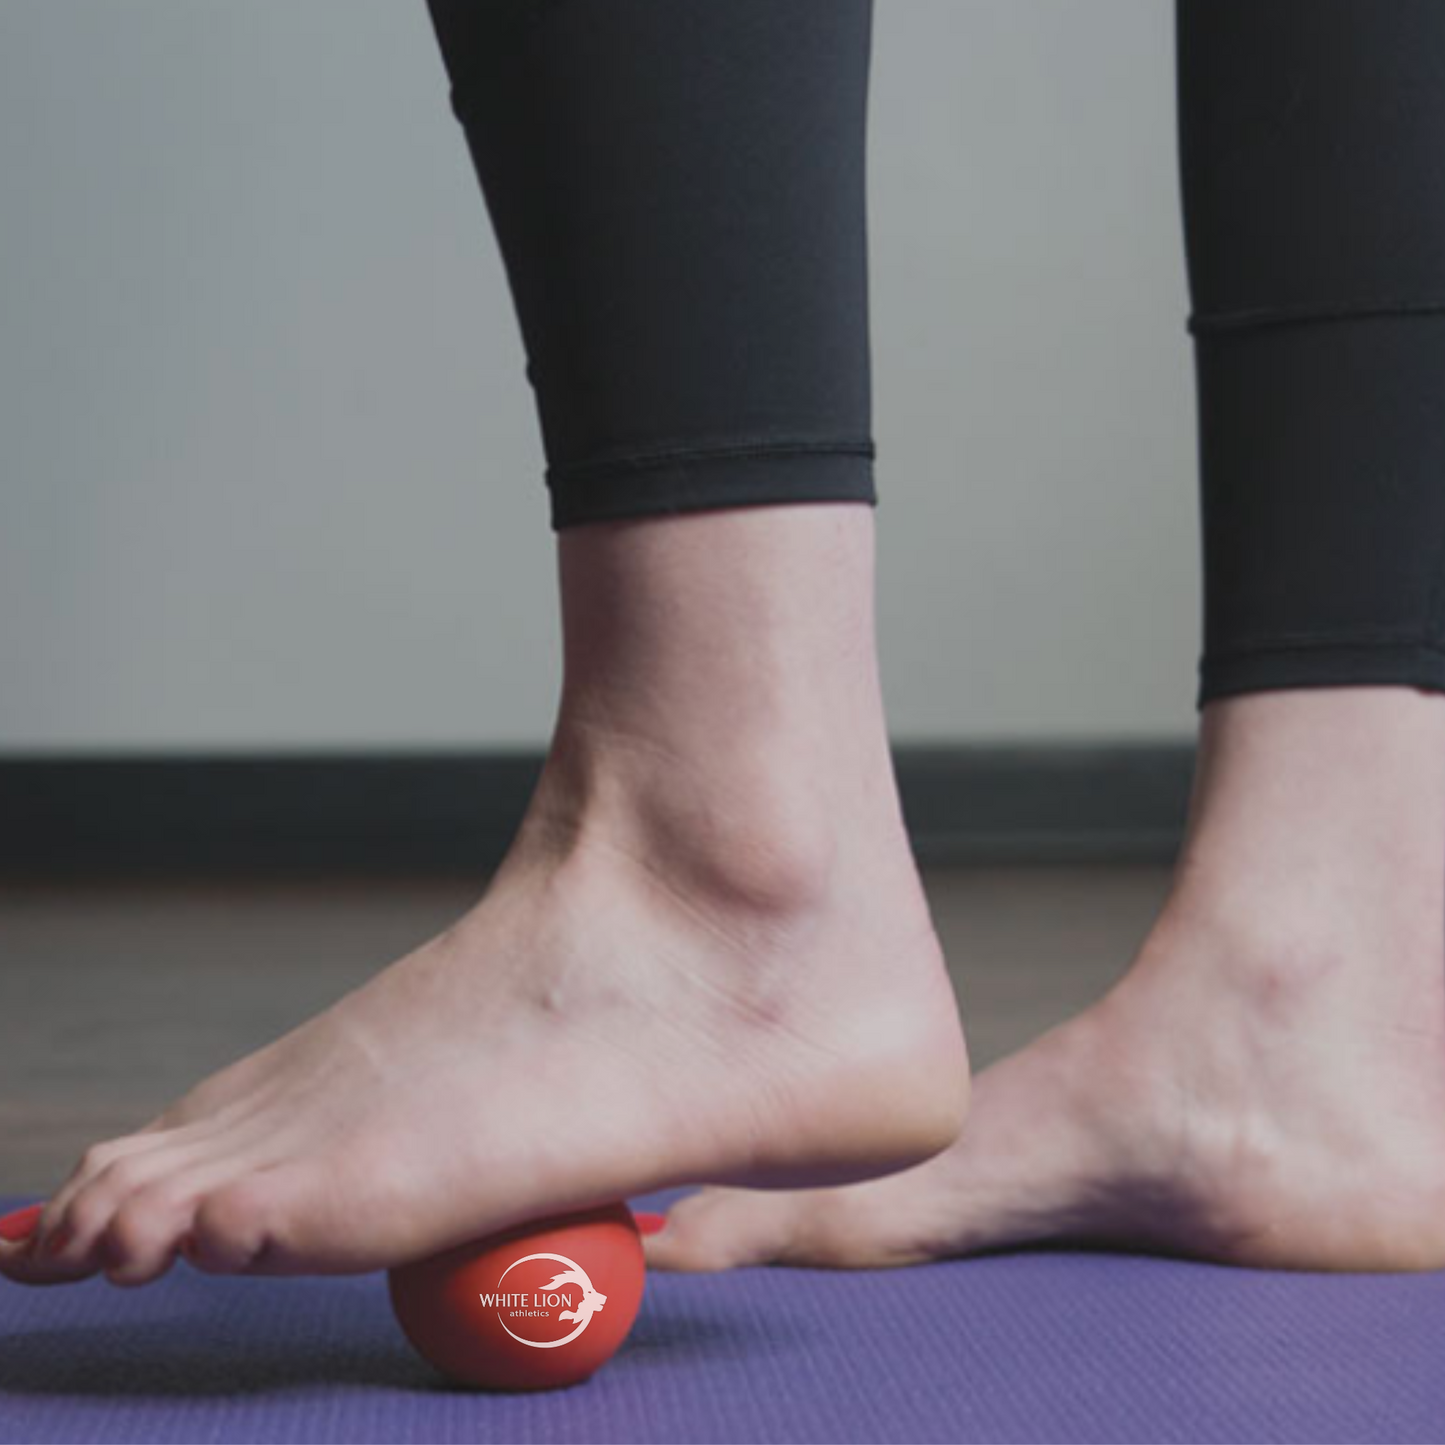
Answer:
[0, 745, 1193, 880]
[895, 744, 1191, 864]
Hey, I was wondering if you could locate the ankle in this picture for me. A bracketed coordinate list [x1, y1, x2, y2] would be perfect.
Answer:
[524, 722, 853, 914]
[524, 505, 912, 913]
[1126, 876, 1445, 1046]
[1178, 689, 1445, 911]
[1161, 688, 1445, 976]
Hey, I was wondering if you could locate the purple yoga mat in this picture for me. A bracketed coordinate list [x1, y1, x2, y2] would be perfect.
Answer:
[2, 1189, 1443, 1444]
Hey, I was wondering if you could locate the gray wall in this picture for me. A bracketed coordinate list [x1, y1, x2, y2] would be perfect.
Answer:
[0, 0, 1198, 752]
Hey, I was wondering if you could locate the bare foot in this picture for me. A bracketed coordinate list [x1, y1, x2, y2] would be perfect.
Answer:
[646, 690, 1445, 1275]
[0, 507, 968, 1288]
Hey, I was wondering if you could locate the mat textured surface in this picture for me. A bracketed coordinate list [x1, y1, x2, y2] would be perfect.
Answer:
[2, 1191, 1443, 1444]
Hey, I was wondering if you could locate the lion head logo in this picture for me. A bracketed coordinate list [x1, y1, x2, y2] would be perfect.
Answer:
[495, 1251, 607, 1349]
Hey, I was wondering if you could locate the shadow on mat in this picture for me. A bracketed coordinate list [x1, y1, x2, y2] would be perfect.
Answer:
[0, 1301, 785, 1397]
[0, 1320, 434, 1397]
[617, 1296, 793, 1367]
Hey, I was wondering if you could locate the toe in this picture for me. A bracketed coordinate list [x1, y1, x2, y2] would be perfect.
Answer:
[643, 1184, 929, 1271]
[185, 1163, 335, 1276]
[24, 1184, 116, 1282]
[186, 1176, 274, 1275]
[642, 1188, 804, 1272]
[0, 1210, 48, 1285]
[102, 1181, 203, 1287]
[36, 1133, 172, 1255]
[0, 1201, 75, 1285]
[0, 1242, 75, 1287]
[34, 1147, 189, 1281]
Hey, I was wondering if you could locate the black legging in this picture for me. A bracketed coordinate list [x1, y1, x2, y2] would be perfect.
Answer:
[424, 0, 1445, 710]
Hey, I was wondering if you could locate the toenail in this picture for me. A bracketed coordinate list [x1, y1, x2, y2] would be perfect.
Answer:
[634, 1211, 668, 1236]
[0, 1203, 44, 1244]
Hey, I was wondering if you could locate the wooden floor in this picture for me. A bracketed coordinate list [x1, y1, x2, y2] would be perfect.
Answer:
[0, 866, 1171, 1195]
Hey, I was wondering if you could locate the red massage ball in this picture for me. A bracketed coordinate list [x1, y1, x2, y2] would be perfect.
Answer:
[387, 1202, 647, 1391]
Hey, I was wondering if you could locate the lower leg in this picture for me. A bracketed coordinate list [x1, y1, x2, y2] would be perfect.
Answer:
[650, 686, 1445, 1272]
[643, 0, 1445, 1275]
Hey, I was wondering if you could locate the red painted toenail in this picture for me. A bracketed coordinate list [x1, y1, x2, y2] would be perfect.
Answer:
[0, 1203, 44, 1243]
[633, 1211, 667, 1236]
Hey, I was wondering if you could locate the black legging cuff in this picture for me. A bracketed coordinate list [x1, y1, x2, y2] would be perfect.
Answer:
[547, 443, 876, 530]
[1179, 0, 1445, 706]
[1192, 311, 1445, 708]
[426, 0, 877, 533]
[1199, 641, 1445, 708]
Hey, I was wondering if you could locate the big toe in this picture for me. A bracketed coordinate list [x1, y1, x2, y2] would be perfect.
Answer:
[642, 1187, 832, 1271]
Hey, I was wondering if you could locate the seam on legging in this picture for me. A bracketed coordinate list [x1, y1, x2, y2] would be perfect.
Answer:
[1421, 504, 1445, 653]
[547, 437, 875, 483]
[1187, 299, 1445, 335]
[1202, 628, 1445, 660]
[1419, 459, 1445, 653]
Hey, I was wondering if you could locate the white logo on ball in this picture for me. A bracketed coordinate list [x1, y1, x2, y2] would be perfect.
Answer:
[493, 1252, 607, 1349]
